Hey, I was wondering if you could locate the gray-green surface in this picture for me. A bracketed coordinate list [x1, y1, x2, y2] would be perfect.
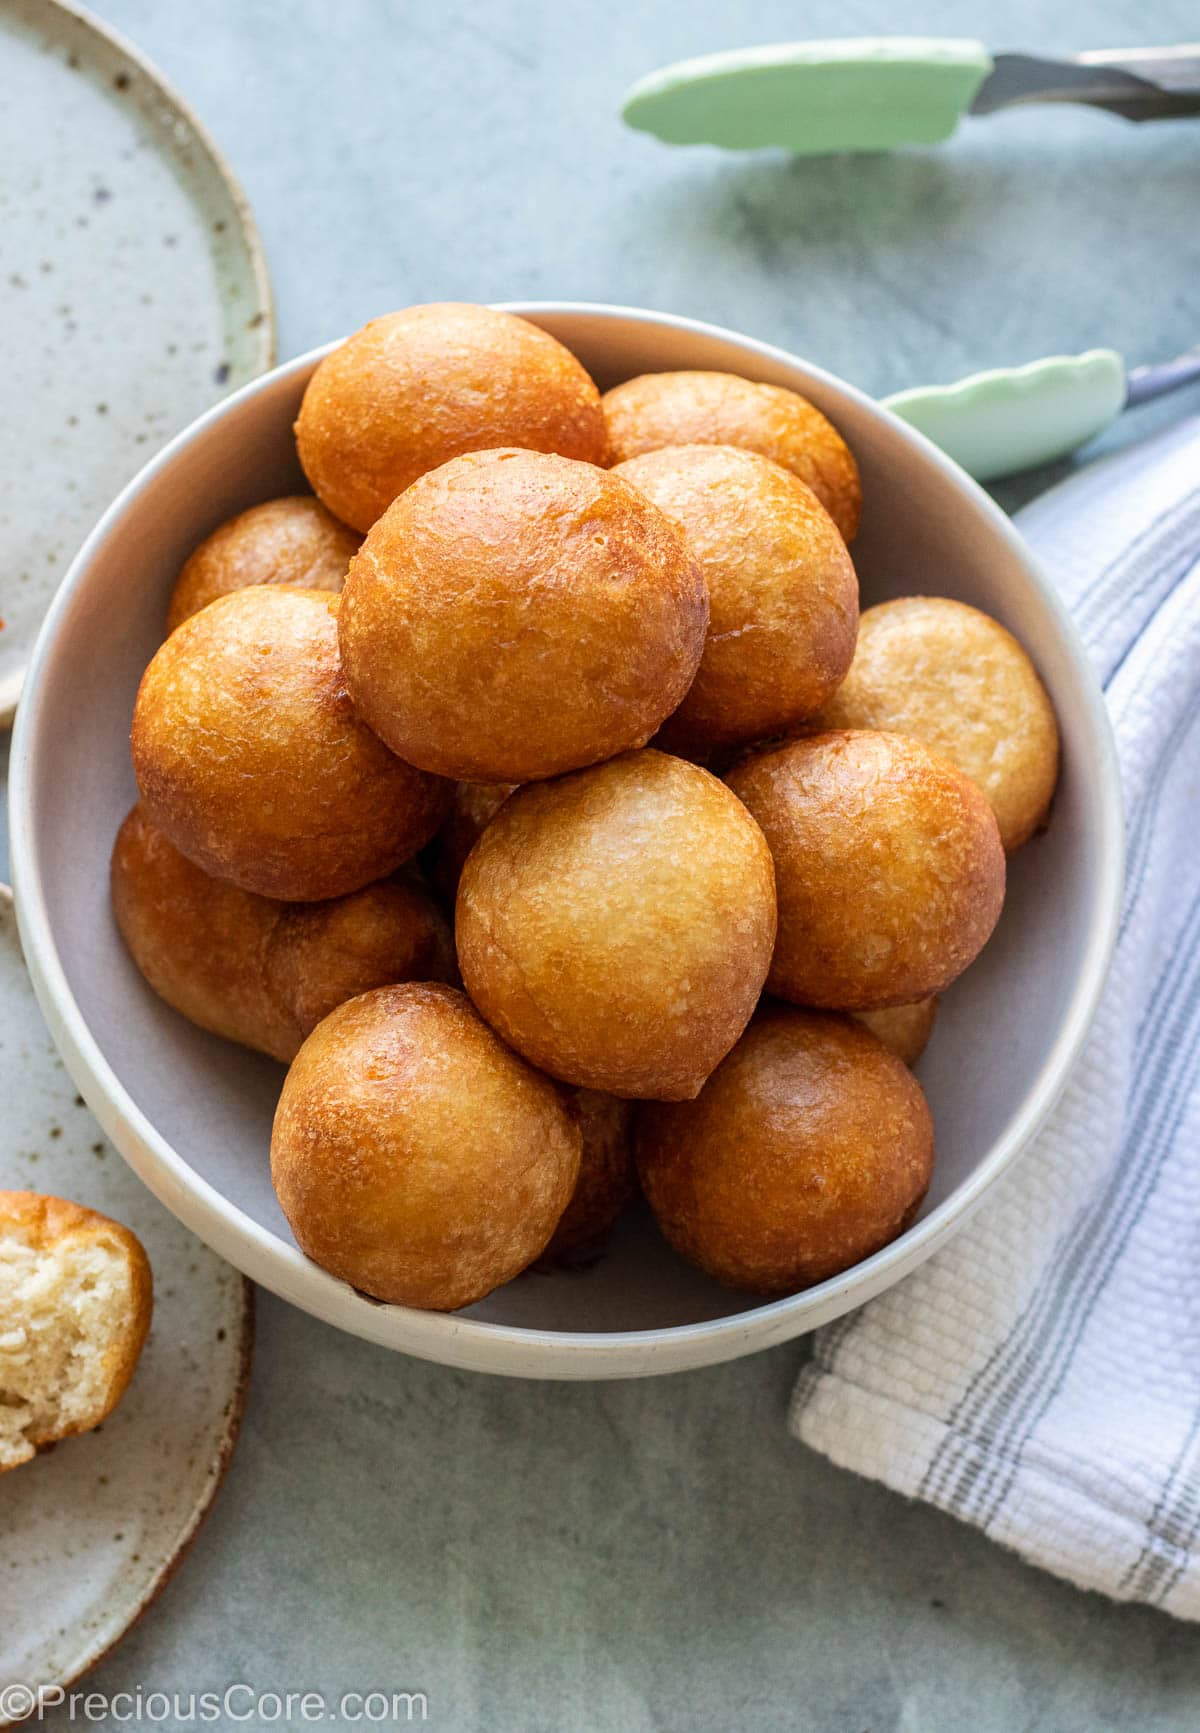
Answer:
[10, 0, 1200, 1725]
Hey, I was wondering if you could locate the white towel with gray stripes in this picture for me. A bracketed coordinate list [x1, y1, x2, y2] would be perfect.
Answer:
[791, 414, 1200, 1618]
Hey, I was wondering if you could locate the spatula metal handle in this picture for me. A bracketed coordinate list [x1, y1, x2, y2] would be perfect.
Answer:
[974, 46, 1200, 121]
[1125, 347, 1200, 408]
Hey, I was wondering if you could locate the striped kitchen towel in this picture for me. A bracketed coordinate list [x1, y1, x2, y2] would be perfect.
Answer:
[791, 414, 1200, 1618]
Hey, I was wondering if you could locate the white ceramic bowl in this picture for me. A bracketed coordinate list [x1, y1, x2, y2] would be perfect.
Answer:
[9, 304, 1123, 1379]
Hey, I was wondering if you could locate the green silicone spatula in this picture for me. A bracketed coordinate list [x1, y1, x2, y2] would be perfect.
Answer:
[883, 343, 1200, 481]
[622, 38, 1200, 154]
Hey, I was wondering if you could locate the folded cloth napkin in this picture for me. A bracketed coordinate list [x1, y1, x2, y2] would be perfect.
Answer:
[791, 414, 1200, 1619]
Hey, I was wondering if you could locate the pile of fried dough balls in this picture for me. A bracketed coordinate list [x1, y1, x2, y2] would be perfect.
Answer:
[114, 302, 1060, 1312]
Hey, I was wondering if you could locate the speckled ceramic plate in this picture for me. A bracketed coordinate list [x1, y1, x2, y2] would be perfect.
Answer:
[0, 0, 274, 726]
[0, 890, 253, 1721]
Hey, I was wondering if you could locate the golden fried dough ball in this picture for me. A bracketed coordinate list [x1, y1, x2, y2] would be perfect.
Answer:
[456, 749, 777, 1099]
[113, 804, 295, 1059]
[338, 449, 709, 783]
[131, 586, 449, 900]
[636, 1006, 934, 1293]
[816, 596, 1060, 852]
[295, 303, 609, 530]
[602, 369, 862, 542]
[428, 781, 518, 902]
[614, 445, 858, 752]
[111, 805, 455, 1063]
[165, 496, 360, 635]
[852, 998, 937, 1067]
[271, 984, 581, 1310]
[268, 879, 456, 1039]
[541, 1092, 636, 1266]
[727, 731, 1004, 1010]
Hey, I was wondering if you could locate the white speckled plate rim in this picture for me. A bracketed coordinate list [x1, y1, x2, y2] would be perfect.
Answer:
[0, 846, 254, 1701]
[0, 0, 276, 728]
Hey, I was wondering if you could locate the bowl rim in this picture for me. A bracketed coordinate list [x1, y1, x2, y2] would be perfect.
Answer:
[8, 301, 1125, 1378]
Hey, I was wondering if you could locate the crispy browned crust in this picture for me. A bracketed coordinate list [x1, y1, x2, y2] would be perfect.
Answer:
[337, 448, 710, 784]
[111, 805, 456, 1064]
[540, 1091, 636, 1265]
[270, 984, 581, 1310]
[455, 749, 777, 1100]
[0, 1191, 153, 1464]
[816, 596, 1060, 852]
[427, 781, 519, 904]
[726, 731, 1005, 1010]
[852, 997, 938, 1067]
[165, 496, 361, 636]
[602, 370, 862, 542]
[635, 1007, 934, 1294]
[266, 879, 457, 1041]
[131, 586, 450, 901]
[295, 303, 609, 530]
[615, 443, 859, 752]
